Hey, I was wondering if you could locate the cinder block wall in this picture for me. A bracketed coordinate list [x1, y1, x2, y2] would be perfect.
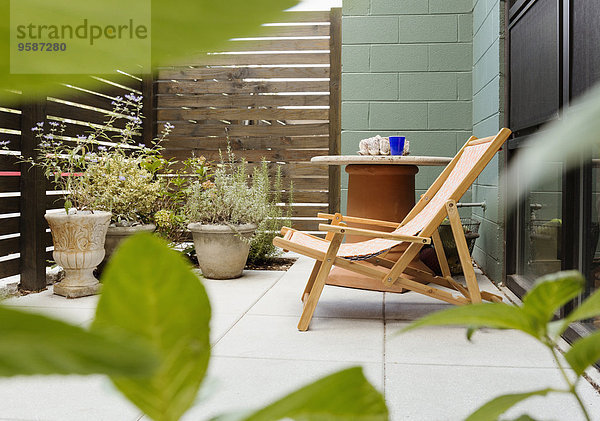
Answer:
[471, 0, 505, 282]
[341, 0, 474, 212]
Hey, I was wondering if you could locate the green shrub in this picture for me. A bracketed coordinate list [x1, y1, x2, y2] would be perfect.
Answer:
[247, 163, 292, 265]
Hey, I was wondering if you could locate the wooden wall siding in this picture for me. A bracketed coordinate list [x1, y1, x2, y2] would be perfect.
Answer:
[0, 94, 23, 281]
[156, 9, 341, 234]
[0, 72, 146, 288]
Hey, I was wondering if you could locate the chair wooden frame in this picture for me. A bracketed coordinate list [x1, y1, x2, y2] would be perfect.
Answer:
[274, 128, 512, 331]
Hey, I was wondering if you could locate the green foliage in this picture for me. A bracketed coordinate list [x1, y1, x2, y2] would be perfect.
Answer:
[564, 331, 600, 376]
[155, 156, 211, 243]
[211, 367, 388, 421]
[25, 94, 171, 224]
[402, 303, 537, 337]
[247, 163, 292, 265]
[0, 306, 157, 377]
[185, 150, 271, 226]
[564, 287, 600, 326]
[92, 233, 211, 421]
[520, 271, 583, 337]
[464, 389, 553, 421]
[0, 0, 299, 100]
[403, 270, 600, 421]
[77, 152, 161, 224]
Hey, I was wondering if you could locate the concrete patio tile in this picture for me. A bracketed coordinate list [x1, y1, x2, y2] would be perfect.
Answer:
[384, 288, 456, 306]
[212, 314, 384, 363]
[249, 275, 384, 319]
[384, 300, 452, 321]
[200, 270, 284, 315]
[177, 357, 383, 421]
[12, 305, 96, 327]
[0, 375, 141, 421]
[385, 321, 560, 368]
[3, 286, 100, 309]
[385, 363, 600, 421]
[210, 312, 242, 344]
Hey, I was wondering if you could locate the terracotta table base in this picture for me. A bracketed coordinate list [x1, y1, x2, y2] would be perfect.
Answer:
[344, 164, 418, 242]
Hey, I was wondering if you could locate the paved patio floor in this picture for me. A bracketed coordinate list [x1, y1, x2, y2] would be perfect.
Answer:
[1, 256, 600, 421]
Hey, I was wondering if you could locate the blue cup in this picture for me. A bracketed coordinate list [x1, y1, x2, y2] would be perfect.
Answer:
[389, 136, 406, 156]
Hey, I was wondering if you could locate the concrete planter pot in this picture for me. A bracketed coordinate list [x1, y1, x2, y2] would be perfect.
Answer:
[188, 223, 257, 279]
[45, 210, 112, 298]
[103, 224, 156, 264]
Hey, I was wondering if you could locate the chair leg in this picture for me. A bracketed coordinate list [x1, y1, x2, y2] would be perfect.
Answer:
[445, 201, 482, 303]
[302, 261, 322, 302]
[301, 212, 343, 301]
[298, 233, 344, 331]
[382, 242, 423, 287]
[431, 229, 452, 278]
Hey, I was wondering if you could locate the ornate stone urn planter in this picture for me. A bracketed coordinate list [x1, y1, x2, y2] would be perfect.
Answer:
[45, 211, 112, 298]
[188, 223, 257, 279]
[103, 224, 156, 264]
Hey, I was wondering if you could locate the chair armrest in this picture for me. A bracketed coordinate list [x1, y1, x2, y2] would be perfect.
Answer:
[318, 224, 430, 244]
[317, 213, 400, 229]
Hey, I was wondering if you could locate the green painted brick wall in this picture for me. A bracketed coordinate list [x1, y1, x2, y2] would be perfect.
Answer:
[341, 0, 474, 215]
[341, 0, 507, 282]
[471, 0, 505, 282]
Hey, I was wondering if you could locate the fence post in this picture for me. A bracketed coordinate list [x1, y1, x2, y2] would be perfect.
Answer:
[142, 73, 157, 146]
[328, 8, 342, 214]
[19, 99, 47, 291]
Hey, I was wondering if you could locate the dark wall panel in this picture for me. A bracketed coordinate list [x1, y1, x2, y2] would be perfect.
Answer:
[509, 0, 559, 131]
[571, 0, 600, 100]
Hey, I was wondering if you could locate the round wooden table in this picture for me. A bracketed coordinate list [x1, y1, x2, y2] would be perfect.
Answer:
[311, 155, 452, 242]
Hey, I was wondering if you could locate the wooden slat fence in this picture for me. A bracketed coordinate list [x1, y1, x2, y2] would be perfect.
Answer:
[156, 9, 342, 233]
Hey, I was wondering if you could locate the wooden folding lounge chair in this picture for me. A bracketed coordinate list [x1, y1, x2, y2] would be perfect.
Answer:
[273, 128, 512, 331]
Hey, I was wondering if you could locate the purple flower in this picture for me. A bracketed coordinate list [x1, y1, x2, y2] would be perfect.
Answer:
[43, 134, 54, 140]
[76, 135, 87, 140]
[132, 117, 142, 125]
[36, 122, 44, 127]
[0, 140, 10, 146]
[98, 146, 107, 151]
[49, 121, 59, 127]
[164, 122, 174, 130]
[119, 175, 126, 181]
[31, 127, 40, 132]
[138, 143, 145, 148]
[125, 93, 143, 103]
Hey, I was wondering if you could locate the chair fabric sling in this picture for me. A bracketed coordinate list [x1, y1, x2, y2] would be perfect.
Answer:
[273, 128, 512, 331]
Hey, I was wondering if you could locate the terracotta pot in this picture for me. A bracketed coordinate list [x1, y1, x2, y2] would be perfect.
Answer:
[45, 211, 112, 298]
[188, 223, 257, 279]
[103, 224, 156, 264]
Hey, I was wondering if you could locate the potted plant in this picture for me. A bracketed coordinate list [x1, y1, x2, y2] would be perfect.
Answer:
[184, 153, 274, 279]
[27, 93, 171, 297]
[30, 120, 111, 298]
[153, 156, 211, 246]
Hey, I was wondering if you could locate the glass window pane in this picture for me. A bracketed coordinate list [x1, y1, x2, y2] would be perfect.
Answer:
[518, 161, 563, 278]
[584, 157, 600, 330]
